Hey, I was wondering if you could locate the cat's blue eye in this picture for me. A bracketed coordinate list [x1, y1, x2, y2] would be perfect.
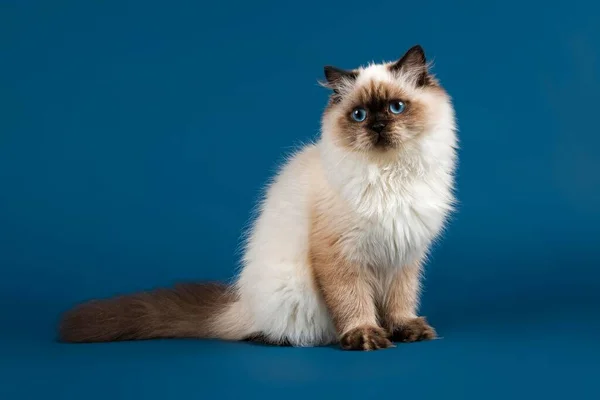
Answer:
[351, 108, 367, 122]
[389, 101, 406, 114]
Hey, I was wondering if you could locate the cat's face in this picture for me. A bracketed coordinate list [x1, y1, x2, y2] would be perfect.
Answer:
[321, 45, 451, 154]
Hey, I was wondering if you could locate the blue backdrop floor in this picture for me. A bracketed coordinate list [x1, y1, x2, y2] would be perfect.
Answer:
[1, 305, 598, 399]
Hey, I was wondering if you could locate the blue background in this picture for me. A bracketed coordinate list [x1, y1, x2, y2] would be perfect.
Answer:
[1, 0, 599, 398]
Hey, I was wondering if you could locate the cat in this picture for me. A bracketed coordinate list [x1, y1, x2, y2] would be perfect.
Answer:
[59, 45, 457, 351]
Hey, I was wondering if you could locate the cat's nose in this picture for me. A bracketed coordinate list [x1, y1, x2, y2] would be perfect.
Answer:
[371, 122, 386, 134]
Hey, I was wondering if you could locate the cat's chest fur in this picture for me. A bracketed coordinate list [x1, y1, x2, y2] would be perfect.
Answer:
[339, 162, 452, 268]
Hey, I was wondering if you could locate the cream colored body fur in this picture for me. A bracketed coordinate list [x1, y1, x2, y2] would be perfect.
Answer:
[217, 64, 457, 346]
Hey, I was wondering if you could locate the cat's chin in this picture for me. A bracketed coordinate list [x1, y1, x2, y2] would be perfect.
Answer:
[360, 131, 421, 155]
[373, 140, 401, 152]
[351, 146, 404, 164]
[358, 138, 414, 156]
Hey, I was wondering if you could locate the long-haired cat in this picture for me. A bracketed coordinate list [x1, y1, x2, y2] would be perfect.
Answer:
[59, 45, 457, 351]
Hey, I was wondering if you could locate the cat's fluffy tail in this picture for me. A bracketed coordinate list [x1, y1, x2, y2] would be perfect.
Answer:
[58, 283, 252, 343]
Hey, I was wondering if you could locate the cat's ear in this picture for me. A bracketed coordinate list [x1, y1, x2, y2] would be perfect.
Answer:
[324, 66, 357, 86]
[389, 45, 431, 87]
[321, 66, 358, 96]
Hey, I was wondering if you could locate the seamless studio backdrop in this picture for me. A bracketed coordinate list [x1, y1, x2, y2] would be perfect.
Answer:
[1, 1, 599, 399]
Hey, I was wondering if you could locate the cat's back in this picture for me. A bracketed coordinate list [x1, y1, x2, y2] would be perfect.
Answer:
[241, 143, 321, 269]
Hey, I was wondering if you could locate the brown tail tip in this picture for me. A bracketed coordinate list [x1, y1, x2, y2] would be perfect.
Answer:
[59, 283, 235, 343]
[58, 298, 130, 343]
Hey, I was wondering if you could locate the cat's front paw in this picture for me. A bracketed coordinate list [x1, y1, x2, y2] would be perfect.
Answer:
[390, 317, 437, 343]
[340, 325, 394, 351]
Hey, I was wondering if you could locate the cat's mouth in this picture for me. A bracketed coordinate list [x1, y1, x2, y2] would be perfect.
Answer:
[373, 133, 390, 146]
[370, 132, 398, 151]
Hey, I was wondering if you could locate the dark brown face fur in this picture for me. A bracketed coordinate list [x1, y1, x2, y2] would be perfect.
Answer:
[335, 81, 428, 151]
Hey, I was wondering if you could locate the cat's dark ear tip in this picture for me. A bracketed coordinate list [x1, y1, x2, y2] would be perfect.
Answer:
[408, 44, 426, 57]
[323, 66, 357, 85]
[323, 65, 339, 81]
